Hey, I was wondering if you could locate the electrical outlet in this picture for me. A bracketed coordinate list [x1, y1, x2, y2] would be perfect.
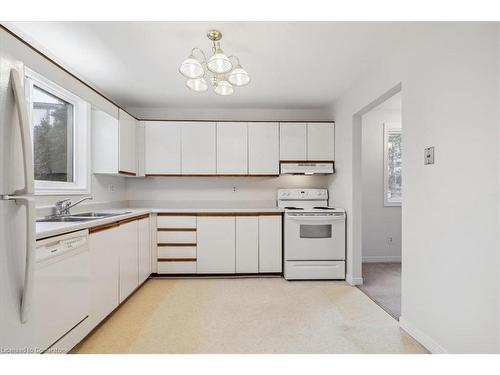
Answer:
[424, 147, 435, 165]
[108, 184, 115, 193]
[387, 237, 393, 244]
[232, 186, 237, 193]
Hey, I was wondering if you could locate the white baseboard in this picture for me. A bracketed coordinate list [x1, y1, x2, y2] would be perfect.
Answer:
[346, 274, 363, 285]
[362, 255, 401, 263]
[399, 316, 448, 354]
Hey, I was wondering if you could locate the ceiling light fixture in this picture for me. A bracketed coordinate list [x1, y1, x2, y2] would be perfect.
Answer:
[179, 29, 251, 96]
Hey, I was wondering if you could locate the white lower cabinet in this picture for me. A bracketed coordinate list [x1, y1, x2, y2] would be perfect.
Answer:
[155, 213, 282, 275]
[236, 217, 259, 273]
[89, 224, 120, 327]
[138, 217, 151, 285]
[196, 217, 236, 273]
[118, 220, 139, 303]
[259, 216, 283, 273]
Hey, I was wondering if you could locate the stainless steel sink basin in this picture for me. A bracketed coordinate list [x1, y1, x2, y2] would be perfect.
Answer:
[37, 216, 100, 223]
[36, 211, 132, 223]
[74, 212, 128, 218]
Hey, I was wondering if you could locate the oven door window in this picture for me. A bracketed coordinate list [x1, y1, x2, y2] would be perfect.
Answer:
[300, 224, 332, 239]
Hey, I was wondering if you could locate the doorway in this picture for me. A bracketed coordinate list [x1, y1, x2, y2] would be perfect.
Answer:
[353, 88, 402, 319]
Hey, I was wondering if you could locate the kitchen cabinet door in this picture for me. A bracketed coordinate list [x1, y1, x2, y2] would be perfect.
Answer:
[248, 122, 279, 175]
[138, 217, 151, 284]
[307, 123, 335, 161]
[118, 109, 138, 175]
[92, 109, 119, 174]
[144, 121, 181, 175]
[217, 122, 248, 175]
[236, 217, 259, 273]
[279, 123, 307, 161]
[181, 122, 216, 174]
[197, 217, 235, 273]
[89, 225, 120, 327]
[118, 220, 139, 302]
[259, 216, 282, 273]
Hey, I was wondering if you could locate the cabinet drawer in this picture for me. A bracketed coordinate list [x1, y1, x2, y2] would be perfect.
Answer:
[157, 216, 196, 229]
[157, 231, 196, 244]
[158, 246, 196, 259]
[157, 261, 196, 274]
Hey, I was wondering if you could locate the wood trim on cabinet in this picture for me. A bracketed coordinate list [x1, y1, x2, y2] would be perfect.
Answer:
[150, 272, 282, 277]
[157, 212, 282, 217]
[158, 243, 197, 247]
[196, 212, 283, 217]
[157, 258, 197, 262]
[89, 222, 120, 234]
[145, 174, 280, 177]
[158, 228, 196, 232]
[118, 170, 137, 176]
[117, 214, 150, 225]
[142, 119, 335, 124]
[279, 160, 335, 164]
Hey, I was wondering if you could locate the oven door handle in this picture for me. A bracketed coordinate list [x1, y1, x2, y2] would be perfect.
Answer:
[287, 215, 344, 222]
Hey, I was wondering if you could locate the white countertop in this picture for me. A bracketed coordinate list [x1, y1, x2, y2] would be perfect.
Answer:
[36, 208, 150, 240]
[151, 207, 283, 213]
[36, 207, 284, 240]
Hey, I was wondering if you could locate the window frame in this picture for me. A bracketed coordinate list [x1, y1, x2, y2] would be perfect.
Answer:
[383, 122, 402, 207]
[25, 68, 91, 195]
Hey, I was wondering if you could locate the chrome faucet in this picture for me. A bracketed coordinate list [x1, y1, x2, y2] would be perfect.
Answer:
[54, 196, 93, 216]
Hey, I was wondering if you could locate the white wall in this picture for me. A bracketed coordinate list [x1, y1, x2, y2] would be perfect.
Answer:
[126, 175, 330, 208]
[362, 109, 402, 262]
[329, 22, 499, 353]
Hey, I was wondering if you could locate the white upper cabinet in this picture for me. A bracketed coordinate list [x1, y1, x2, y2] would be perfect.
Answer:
[307, 123, 335, 161]
[92, 109, 119, 174]
[92, 108, 139, 176]
[279, 123, 307, 161]
[118, 109, 138, 175]
[144, 121, 181, 175]
[248, 122, 279, 175]
[217, 122, 248, 175]
[181, 122, 216, 175]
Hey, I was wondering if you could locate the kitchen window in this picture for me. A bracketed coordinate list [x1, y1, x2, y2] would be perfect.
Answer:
[25, 68, 90, 195]
[383, 123, 402, 206]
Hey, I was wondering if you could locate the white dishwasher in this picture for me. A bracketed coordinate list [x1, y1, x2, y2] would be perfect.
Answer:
[34, 229, 90, 353]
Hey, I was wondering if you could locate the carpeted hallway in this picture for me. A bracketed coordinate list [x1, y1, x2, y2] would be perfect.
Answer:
[358, 263, 401, 319]
[72, 277, 424, 354]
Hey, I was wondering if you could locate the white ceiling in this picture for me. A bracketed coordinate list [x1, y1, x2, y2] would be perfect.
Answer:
[7, 22, 412, 110]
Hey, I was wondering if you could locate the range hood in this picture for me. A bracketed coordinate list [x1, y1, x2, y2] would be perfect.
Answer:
[280, 162, 335, 175]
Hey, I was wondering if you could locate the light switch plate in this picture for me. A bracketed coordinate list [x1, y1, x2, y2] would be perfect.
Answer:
[424, 147, 435, 165]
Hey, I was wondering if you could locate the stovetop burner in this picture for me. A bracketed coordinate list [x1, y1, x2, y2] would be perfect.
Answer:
[313, 206, 335, 210]
[284, 207, 303, 210]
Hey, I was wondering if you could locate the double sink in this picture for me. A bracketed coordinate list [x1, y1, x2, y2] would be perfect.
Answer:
[37, 211, 131, 223]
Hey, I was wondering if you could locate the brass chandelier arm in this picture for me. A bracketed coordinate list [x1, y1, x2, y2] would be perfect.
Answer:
[227, 55, 241, 67]
[191, 47, 208, 64]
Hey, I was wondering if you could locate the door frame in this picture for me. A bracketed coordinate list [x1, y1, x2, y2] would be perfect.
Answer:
[349, 82, 402, 285]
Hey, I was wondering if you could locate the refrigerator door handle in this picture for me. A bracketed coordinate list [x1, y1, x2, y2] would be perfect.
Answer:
[0, 194, 36, 323]
[10, 196, 36, 324]
[11, 69, 34, 196]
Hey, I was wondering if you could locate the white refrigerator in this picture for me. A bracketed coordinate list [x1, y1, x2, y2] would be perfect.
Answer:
[0, 48, 36, 353]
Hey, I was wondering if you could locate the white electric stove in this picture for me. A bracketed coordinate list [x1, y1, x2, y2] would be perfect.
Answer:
[278, 189, 346, 280]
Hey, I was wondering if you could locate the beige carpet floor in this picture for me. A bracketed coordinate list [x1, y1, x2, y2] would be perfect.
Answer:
[358, 263, 401, 319]
[72, 277, 426, 354]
